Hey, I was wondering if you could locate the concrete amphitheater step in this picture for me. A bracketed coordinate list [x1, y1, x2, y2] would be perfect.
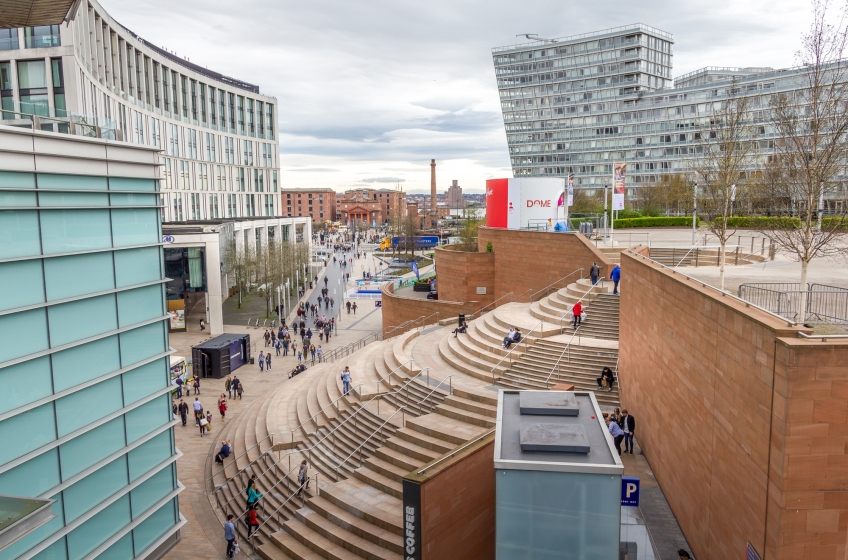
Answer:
[307, 495, 404, 553]
[354, 466, 403, 499]
[258, 541, 297, 560]
[393, 427, 454, 455]
[406, 412, 490, 446]
[435, 403, 496, 428]
[269, 527, 341, 560]
[320, 477, 402, 534]
[295, 506, 403, 560]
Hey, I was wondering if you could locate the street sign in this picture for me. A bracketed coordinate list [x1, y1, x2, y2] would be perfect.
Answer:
[621, 477, 640, 506]
[375, 300, 382, 308]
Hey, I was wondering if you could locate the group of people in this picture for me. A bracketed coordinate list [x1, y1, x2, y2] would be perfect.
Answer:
[605, 407, 636, 456]
[502, 327, 522, 349]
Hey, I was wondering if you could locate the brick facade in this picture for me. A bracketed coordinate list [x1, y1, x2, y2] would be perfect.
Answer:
[477, 227, 613, 301]
[382, 282, 477, 336]
[618, 250, 848, 560]
[433, 246, 495, 307]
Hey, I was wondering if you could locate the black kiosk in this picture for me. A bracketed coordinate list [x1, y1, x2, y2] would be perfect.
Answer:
[191, 333, 251, 379]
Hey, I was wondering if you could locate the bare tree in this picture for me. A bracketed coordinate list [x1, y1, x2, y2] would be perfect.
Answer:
[759, 0, 848, 320]
[692, 79, 759, 290]
[455, 206, 483, 251]
[225, 240, 256, 309]
[640, 173, 694, 216]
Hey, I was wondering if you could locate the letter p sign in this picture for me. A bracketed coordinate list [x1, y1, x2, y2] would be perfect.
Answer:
[621, 477, 640, 507]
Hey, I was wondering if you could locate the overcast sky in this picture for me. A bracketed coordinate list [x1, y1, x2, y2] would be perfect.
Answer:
[107, 0, 814, 193]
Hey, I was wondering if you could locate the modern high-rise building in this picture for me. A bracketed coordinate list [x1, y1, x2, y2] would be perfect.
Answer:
[491, 24, 817, 196]
[0, 125, 182, 559]
[0, 0, 280, 222]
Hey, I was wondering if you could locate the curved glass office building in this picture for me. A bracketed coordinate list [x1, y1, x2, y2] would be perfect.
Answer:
[0, 0, 279, 222]
[492, 24, 833, 198]
[0, 125, 181, 559]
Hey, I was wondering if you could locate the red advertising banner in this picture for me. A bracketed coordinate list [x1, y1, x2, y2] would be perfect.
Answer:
[485, 178, 509, 228]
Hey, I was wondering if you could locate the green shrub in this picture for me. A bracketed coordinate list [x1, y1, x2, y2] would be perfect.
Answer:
[486, 242, 493, 252]
[717, 216, 801, 229]
[612, 216, 697, 228]
[822, 217, 848, 229]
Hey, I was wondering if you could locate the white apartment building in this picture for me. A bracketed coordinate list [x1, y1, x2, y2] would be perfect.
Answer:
[0, 0, 280, 222]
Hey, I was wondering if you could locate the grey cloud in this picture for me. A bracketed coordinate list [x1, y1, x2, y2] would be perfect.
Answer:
[285, 167, 340, 173]
[362, 177, 406, 183]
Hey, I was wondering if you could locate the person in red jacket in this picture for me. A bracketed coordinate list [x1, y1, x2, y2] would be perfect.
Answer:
[572, 301, 583, 329]
[246, 505, 260, 538]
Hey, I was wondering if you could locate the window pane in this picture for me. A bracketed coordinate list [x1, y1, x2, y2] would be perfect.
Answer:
[127, 431, 171, 482]
[0, 308, 48, 363]
[97, 532, 133, 560]
[47, 294, 117, 348]
[125, 395, 170, 444]
[40, 209, 112, 254]
[114, 247, 161, 288]
[111, 209, 159, 247]
[59, 417, 125, 480]
[0, 495, 64, 560]
[132, 498, 177, 556]
[39, 191, 109, 207]
[122, 359, 168, 405]
[0, 448, 60, 497]
[44, 252, 114, 301]
[0, 190, 36, 207]
[130, 464, 175, 518]
[0, 170, 35, 188]
[51, 335, 120, 392]
[63, 456, 128, 522]
[109, 193, 157, 206]
[0, 403, 56, 466]
[0, 356, 52, 415]
[109, 177, 156, 192]
[38, 174, 107, 191]
[117, 285, 163, 328]
[119, 322, 166, 366]
[66, 494, 130, 560]
[17, 60, 46, 89]
[0, 210, 41, 258]
[0, 259, 44, 311]
[55, 376, 123, 437]
[30, 536, 67, 560]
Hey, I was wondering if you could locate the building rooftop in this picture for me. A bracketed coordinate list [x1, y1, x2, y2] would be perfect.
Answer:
[494, 390, 622, 474]
[492, 23, 673, 53]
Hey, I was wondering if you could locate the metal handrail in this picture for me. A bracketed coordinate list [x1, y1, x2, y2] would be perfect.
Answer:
[633, 250, 803, 327]
[543, 325, 583, 385]
[798, 332, 848, 341]
[353, 359, 417, 399]
[250, 472, 320, 538]
[417, 428, 496, 475]
[468, 292, 514, 319]
[207, 433, 274, 483]
[219, 447, 307, 519]
[489, 319, 544, 384]
[418, 312, 440, 330]
[513, 288, 533, 303]
[558, 278, 606, 333]
[528, 268, 585, 302]
[384, 316, 423, 338]
[332, 407, 408, 481]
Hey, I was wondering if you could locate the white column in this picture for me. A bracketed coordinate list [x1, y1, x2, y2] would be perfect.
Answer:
[206, 239, 224, 335]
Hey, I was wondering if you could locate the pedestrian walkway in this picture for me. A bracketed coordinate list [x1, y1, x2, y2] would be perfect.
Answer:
[163, 248, 382, 559]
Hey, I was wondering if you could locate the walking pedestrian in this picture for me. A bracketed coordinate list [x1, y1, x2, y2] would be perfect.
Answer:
[352, 302, 357, 314]
[224, 514, 237, 558]
[199, 411, 208, 436]
[608, 415, 625, 456]
[205, 411, 213, 432]
[236, 381, 244, 399]
[264, 329, 270, 347]
[296, 460, 310, 496]
[174, 376, 183, 398]
[247, 482, 263, 508]
[341, 366, 352, 395]
[230, 376, 239, 398]
[265, 352, 271, 371]
[346, 301, 351, 314]
[316, 345, 324, 362]
[330, 297, 334, 309]
[178, 399, 188, 427]
[621, 409, 636, 454]
[200, 317, 206, 331]
[192, 377, 200, 395]
[590, 262, 600, 285]
[192, 397, 203, 425]
[611, 264, 621, 295]
[258, 351, 265, 371]
[275, 338, 281, 356]
[283, 337, 290, 356]
[310, 346, 316, 364]
[225, 376, 232, 399]
[572, 301, 583, 329]
[246, 504, 260, 539]
[218, 393, 227, 420]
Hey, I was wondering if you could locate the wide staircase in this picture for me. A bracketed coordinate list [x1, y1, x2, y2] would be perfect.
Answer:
[205, 278, 623, 559]
[649, 246, 768, 267]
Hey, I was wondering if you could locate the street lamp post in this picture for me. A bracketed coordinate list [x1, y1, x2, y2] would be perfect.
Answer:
[692, 183, 698, 246]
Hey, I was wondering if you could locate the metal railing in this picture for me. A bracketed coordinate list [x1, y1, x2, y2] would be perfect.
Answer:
[468, 292, 514, 319]
[207, 433, 274, 484]
[332, 375, 454, 481]
[383, 316, 422, 339]
[528, 268, 585, 302]
[353, 359, 418, 401]
[650, 245, 757, 268]
[593, 232, 652, 249]
[249, 472, 320, 539]
[489, 319, 545, 384]
[543, 325, 584, 386]
[558, 278, 606, 333]
[418, 312, 440, 330]
[322, 331, 380, 363]
[738, 283, 848, 324]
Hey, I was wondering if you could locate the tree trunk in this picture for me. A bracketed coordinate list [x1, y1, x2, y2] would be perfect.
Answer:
[719, 241, 726, 291]
[798, 259, 810, 324]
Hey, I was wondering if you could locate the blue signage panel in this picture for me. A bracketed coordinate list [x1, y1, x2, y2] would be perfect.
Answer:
[621, 477, 640, 507]
[747, 542, 762, 560]
[391, 236, 440, 248]
[229, 340, 245, 371]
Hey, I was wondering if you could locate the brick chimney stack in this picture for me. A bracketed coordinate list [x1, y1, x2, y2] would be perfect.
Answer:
[430, 159, 437, 228]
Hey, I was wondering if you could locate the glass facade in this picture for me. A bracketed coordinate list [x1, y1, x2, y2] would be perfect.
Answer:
[492, 24, 815, 195]
[0, 169, 181, 559]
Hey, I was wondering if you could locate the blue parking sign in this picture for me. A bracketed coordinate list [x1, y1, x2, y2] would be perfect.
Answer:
[621, 477, 640, 506]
